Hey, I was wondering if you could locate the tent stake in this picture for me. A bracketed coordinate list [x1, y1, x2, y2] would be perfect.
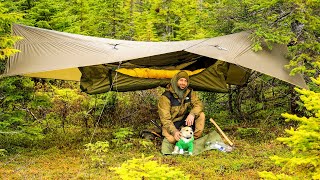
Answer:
[210, 118, 234, 146]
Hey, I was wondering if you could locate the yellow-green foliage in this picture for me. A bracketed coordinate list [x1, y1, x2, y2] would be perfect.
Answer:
[0, 149, 7, 156]
[110, 155, 190, 180]
[259, 77, 320, 179]
[0, 4, 22, 61]
[111, 127, 134, 148]
[84, 141, 109, 167]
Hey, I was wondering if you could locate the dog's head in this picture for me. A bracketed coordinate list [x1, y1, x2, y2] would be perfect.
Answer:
[180, 126, 194, 139]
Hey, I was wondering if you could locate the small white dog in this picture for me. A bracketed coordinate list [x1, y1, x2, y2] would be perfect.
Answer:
[172, 126, 194, 155]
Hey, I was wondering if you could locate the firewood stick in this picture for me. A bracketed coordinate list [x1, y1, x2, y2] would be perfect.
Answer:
[210, 118, 234, 146]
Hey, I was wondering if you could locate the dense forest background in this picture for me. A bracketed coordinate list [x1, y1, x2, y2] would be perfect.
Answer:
[0, 0, 319, 179]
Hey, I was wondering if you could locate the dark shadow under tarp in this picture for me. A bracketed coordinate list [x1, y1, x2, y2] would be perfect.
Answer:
[161, 131, 224, 156]
[79, 60, 244, 94]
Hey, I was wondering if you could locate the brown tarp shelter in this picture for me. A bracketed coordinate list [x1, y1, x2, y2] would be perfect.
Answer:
[2, 24, 307, 94]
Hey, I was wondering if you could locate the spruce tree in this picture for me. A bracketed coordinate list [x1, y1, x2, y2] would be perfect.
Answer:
[259, 76, 320, 179]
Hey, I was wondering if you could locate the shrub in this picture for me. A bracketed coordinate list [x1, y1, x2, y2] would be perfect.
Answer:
[259, 76, 320, 179]
[0, 77, 45, 151]
[0, 149, 7, 156]
[84, 141, 110, 167]
[110, 155, 190, 180]
[111, 127, 134, 148]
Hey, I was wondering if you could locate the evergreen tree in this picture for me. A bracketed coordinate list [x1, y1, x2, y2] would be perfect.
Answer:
[87, 0, 128, 38]
[215, 0, 319, 75]
[0, 3, 22, 72]
[131, 0, 160, 41]
[0, 3, 44, 150]
[58, 0, 91, 35]
[259, 76, 320, 179]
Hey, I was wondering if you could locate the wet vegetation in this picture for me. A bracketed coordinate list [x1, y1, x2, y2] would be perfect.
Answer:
[0, 0, 319, 179]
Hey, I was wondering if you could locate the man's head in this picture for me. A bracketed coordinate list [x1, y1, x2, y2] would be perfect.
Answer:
[170, 71, 190, 99]
[175, 71, 189, 90]
[177, 78, 188, 90]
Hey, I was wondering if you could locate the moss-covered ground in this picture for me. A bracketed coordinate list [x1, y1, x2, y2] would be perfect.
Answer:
[0, 129, 287, 180]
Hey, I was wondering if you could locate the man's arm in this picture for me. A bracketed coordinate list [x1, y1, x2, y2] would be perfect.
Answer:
[185, 91, 203, 126]
[158, 95, 178, 135]
[189, 90, 203, 118]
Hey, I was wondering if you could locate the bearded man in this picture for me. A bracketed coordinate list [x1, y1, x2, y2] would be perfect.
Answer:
[158, 71, 205, 144]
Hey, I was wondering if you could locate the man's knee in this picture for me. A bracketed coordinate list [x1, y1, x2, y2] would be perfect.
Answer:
[165, 136, 176, 144]
[194, 112, 205, 139]
[162, 127, 176, 144]
[198, 112, 205, 120]
[195, 112, 205, 127]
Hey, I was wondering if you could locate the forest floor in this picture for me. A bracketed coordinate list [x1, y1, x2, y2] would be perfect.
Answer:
[0, 129, 288, 180]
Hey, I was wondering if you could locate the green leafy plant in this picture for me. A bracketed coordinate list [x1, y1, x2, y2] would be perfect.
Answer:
[84, 141, 109, 167]
[259, 76, 320, 179]
[0, 149, 7, 156]
[111, 127, 134, 147]
[138, 139, 154, 148]
[0, 4, 22, 62]
[0, 77, 46, 150]
[110, 154, 190, 180]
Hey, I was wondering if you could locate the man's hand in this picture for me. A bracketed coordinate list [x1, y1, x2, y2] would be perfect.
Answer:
[173, 130, 181, 141]
[185, 114, 195, 126]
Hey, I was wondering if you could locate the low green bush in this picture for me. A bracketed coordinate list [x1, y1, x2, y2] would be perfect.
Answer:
[110, 155, 190, 180]
[259, 77, 320, 179]
[84, 141, 110, 168]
